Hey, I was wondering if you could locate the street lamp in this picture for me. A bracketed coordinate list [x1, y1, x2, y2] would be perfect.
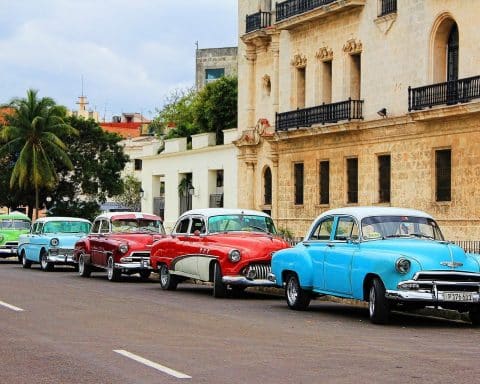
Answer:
[188, 184, 195, 196]
[139, 187, 145, 199]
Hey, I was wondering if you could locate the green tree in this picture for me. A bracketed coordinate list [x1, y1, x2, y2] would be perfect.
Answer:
[113, 174, 142, 211]
[49, 116, 128, 220]
[193, 76, 238, 144]
[0, 89, 77, 219]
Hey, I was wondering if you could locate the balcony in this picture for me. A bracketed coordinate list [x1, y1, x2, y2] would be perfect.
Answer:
[246, 11, 272, 33]
[275, 99, 363, 131]
[275, 0, 365, 29]
[378, 0, 397, 17]
[408, 75, 480, 111]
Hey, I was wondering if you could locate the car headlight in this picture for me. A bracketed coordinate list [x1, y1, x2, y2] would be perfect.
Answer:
[228, 249, 241, 263]
[395, 258, 411, 274]
[119, 244, 129, 254]
[50, 238, 59, 247]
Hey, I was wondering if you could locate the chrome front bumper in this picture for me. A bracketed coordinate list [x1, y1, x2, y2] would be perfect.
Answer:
[222, 275, 276, 287]
[0, 246, 18, 256]
[47, 250, 75, 264]
[386, 289, 480, 302]
[113, 260, 151, 270]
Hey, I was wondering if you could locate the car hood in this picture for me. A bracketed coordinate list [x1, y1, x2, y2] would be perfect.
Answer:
[363, 239, 480, 272]
[107, 233, 163, 248]
[55, 234, 89, 247]
[207, 233, 290, 257]
[0, 230, 29, 243]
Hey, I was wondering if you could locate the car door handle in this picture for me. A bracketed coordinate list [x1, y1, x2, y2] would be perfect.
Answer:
[327, 243, 335, 248]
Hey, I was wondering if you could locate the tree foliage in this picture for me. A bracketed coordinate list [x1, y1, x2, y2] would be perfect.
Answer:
[154, 76, 237, 144]
[0, 89, 77, 218]
[112, 174, 142, 212]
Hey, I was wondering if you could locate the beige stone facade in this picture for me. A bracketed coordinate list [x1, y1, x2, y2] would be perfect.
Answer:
[195, 47, 238, 90]
[236, 0, 480, 240]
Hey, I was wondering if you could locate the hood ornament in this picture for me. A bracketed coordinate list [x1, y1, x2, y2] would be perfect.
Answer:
[440, 261, 463, 268]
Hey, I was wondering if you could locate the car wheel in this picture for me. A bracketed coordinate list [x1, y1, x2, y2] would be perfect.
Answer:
[139, 270, 151, 279]
[17, 253, 22, 264]
[21, 251, 31, 269]
[285, 274, 311, 310]
[469, 307, 480, 326]
[213, 262, 228, 298]
[159, 264, 178, 290]
[106, 256, 121, 282]
[40, 250, 54, 272]
[369, 278, 390, 324]
[78, 253, 91, 277]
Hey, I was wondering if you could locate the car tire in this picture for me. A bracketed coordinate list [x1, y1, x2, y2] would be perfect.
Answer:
[40, 250, 54, 272]
[369, 278, 390, 324]
[106, 255, 121, 282]
[139, 270, 151, 279]
[17, 253, 22, 264]
[285, 274, 311, 310]
[78, 253, 91, 278]
[159, 264, 178, 290]
[469, 307, 480, 326]
[21, 251, 31, 269]
[213, 262, 228, 298]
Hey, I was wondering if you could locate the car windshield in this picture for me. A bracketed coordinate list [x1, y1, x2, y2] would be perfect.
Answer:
[0, 219, 30, 230]
[43, 221, 91, 234]
[361, 215, 444, 241]
[111, 219, 165, 234]
[207, 214, 277, 234]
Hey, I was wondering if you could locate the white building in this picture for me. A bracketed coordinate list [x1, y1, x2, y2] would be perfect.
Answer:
[140, 129, 238, 231]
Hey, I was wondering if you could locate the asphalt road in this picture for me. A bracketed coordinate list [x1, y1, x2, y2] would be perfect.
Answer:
[1, 258, 479, 384]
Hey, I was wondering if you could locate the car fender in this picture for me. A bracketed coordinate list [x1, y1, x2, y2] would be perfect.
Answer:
[271, 246, 314, 289]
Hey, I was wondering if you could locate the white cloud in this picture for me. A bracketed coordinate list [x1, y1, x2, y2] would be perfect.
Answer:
[0, 0, 237, 118]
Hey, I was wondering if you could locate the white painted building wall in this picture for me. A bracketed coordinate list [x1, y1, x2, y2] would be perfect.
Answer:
[140, 129, 239, 232]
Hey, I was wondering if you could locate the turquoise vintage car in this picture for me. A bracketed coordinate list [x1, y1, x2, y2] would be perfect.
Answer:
[269, 207, 480, 325]
[18, 217, 92, 271]
[0, 211, 31, 262]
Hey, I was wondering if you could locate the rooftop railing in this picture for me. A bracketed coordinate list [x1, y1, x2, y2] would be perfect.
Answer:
[246, 11, 272, 33]
[275, 0, 336, 22]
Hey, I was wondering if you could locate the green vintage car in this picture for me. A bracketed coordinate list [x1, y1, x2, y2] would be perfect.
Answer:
[0, 211, 31, 262]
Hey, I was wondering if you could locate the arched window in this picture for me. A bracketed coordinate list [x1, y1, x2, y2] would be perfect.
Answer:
[431, 16, 458, 83]
[264, 167, 272, 205]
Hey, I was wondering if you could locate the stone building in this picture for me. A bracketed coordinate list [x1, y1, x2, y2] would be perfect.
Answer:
[236, 0, 480, 240]
[195, 47, 238, 90]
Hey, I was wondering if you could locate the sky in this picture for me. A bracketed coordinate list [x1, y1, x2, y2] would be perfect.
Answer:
[0, 0, 238, 121]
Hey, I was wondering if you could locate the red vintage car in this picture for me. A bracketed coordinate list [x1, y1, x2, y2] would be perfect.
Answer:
[150, 208, 290, 297]
[73, 212, 165, 281]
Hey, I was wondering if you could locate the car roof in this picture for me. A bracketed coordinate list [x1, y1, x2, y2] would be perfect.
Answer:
[317, 206, 433, 222]
[179, 208, 271, 219]
[94, 212, 162, 221]
[33, 216, 91, 224]
[0, 211, 31, 221]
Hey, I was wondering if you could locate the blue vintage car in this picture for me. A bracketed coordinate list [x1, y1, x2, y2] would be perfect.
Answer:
[269, 207, 480, 325]
[18, 217, 92, 271]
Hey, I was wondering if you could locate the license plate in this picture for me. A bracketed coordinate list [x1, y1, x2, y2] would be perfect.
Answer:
[443, 292, 474, 302]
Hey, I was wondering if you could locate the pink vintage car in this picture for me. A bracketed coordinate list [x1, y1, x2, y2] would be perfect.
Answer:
[74, 212, 165, 281]
[150, 208, 290, 297]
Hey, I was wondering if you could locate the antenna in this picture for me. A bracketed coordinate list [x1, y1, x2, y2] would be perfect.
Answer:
[81, 75, 84, 97]
[195, 40, 199, 50]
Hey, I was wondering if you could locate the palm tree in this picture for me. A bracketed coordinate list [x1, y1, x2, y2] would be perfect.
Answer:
[0, 89, 77, 219]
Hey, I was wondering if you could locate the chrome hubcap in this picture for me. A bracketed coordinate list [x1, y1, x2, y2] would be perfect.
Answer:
[160, 267, 168, 286]
[107, 258, 113, 279]
[41, 255, 47, 268]
[369, 286, 375, 317]
[287, 278, 298, 304]
[78, 256, 84, 274]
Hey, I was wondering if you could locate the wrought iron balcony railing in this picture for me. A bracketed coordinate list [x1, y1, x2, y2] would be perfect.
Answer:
[408, 75, 480, 111]
[275, 99, 363, 131]
[378, 0, 397, 17]
[246, 11, 272, 33]
[275, 0, 336, 22]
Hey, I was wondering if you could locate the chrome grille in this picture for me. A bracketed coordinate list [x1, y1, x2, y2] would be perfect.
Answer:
[415, 271, 480, 283]
[50, 248, 74, 256]
[125, 252, 150, 262]
[244, 263, 271, 280]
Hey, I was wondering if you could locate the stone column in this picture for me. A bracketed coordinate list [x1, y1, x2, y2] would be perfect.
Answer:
[245, 160, 257, 209]
[245, 46, 257, 129]
[271, 34, 280, 114]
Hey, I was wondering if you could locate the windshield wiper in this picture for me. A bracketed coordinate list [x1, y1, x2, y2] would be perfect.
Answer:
[383, 234, 412, 239]
[246, 225, 270, 234]
[410, 233, 434, 240]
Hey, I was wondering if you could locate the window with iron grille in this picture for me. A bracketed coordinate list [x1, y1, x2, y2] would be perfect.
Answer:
[264, 167, 272, 205]
[294, 163, 304, 205]
[378, 155, 391, 203]
[319, 161, 330, 204]
[347, 158, 358, 204]
[436, 149, 451, 201]
[378, 0, 397, 17]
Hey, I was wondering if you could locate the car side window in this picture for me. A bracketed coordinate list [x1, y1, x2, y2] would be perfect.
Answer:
[91, 220, 101, 234]
[335, 217, 358, 241]
[34, 223, 44, 234]
[309, 217, 334, 240]
[190, 217, 205, 234]
[175, 218, 190, 234]
[100, 220, 110, 233]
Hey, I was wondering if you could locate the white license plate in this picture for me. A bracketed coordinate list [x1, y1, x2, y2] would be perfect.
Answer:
[443, 292, 474, 302]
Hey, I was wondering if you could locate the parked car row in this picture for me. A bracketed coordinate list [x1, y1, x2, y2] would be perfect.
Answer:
[5, 206, 480, 326]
